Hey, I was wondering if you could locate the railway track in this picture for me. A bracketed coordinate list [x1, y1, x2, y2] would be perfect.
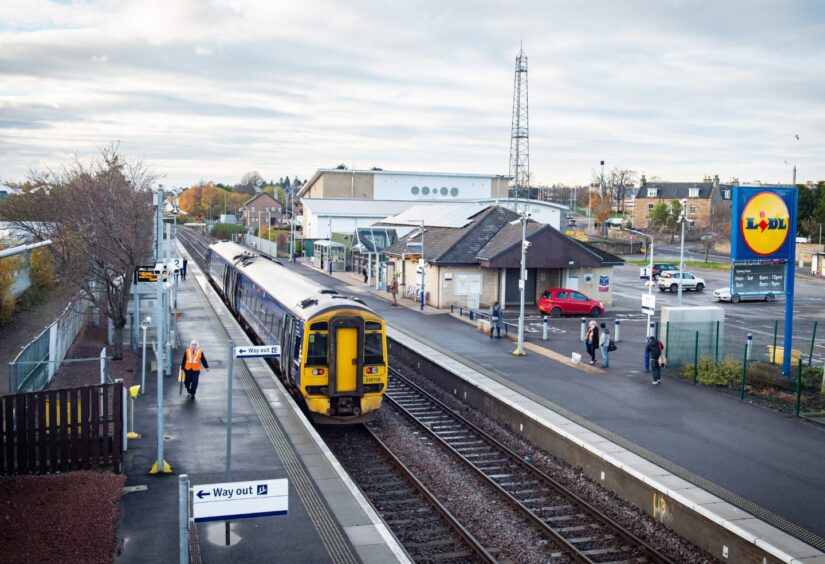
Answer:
[322, 426, 495, 564]
[385, 368, 674, 564]
[177, 226, 212, 270]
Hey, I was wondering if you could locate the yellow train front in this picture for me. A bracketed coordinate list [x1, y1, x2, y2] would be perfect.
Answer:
[207, 241, 387, 424]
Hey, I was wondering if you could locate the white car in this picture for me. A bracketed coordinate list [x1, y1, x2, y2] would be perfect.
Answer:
[713, 287, 778, 303]
[657, 271, 705, 292]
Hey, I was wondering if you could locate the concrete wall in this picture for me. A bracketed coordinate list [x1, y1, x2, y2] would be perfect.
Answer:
[306, 172, 375, 199]
[573, 266, 615, 307]
[374, 173, 493, 201]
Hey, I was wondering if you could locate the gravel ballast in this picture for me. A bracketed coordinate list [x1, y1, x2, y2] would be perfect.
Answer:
[0, 471, 125, 564]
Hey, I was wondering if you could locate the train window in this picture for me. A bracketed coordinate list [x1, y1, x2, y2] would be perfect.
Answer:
[365, 321, 381, 331]
[306, 333, 328, 366]
[309, 322, 328, 331]
[364, 333, 384, 364]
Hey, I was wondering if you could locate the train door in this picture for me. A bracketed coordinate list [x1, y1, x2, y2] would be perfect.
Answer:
[329, 317, 363, 395]
[279, 314, 290, 378]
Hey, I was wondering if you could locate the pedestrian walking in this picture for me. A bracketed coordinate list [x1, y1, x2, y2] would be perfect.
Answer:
[646, 336, 664, 384]
[585, 321, 599, 365]
[362, 266, 368, 284]
[390, 275, 399, 306]
[599, 322, 610, 368]
[181, 340, 209, 399]
[489, 301, 503, 339]
[181, 258, 188, 280]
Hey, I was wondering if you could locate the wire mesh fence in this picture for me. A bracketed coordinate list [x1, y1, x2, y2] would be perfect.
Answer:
[8, 295, 97, 393]
[661, 319, 825, 418]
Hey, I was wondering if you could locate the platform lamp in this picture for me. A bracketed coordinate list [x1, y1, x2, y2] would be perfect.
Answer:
[140, 316, 151, 396]
[510, 210, 530, 356]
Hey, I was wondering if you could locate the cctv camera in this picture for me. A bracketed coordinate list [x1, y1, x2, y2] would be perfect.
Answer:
[522, 240, 532, 249]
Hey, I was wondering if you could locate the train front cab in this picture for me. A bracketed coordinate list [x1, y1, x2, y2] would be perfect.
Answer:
[297, 309, 387, 423]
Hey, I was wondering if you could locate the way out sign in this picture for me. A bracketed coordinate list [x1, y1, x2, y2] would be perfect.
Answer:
[234, 345, 281, 358]
[641, 293, 656, 315]
[192, 478, 288, 523]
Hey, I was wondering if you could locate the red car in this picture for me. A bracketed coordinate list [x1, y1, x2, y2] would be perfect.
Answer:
[537, 288, 605, 318]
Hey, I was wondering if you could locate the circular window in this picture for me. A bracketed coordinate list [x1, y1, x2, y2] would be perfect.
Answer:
[422, 186, 430, 195]
[440, 187, 448, 195]
[450, 187, 459, 197]
[411, 186, 419, 195]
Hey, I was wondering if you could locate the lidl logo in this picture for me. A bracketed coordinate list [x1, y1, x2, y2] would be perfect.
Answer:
[740, 191, 790, 256]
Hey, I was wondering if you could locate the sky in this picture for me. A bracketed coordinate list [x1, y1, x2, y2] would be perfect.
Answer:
[0, 0, 823, 188]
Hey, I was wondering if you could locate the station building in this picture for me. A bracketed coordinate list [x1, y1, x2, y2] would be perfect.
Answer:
[299, 169, 566, 239]
[379, 204, 623, 309]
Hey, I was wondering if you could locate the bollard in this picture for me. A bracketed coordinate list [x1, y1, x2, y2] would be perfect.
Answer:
[542, 316, 549, 341]
[580, 318, 586, 341]
[179, 474, 190, 564]
[614, 319, 621, 343]
[746, 333, 752, 361]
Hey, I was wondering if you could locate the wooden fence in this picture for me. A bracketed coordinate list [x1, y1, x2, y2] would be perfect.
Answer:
[1, 382, 123, 475]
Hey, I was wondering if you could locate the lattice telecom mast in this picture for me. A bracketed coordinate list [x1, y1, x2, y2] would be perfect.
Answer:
[509, 45, 529, 209]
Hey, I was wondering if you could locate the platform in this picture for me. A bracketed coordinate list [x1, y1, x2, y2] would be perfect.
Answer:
[275, 257, 825, 562]
[115, 250, 409, 563]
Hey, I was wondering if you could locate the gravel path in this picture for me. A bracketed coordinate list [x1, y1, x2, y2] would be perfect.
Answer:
[396, 366, 718, 563]
[0, 471, 125, 564]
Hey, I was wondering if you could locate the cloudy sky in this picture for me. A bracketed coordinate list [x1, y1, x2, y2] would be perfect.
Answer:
[1, 0, 823, 188]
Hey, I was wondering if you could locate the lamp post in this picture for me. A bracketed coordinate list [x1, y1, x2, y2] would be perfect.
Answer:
[419, 219, 425, 311]
[677, 198, 687, 307]
[625, 228, 655, 336]
[140, 316, 151, 396]
[513, 210, 529, 356]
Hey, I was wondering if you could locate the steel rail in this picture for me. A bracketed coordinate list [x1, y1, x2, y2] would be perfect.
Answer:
[387, 367, 674, 564]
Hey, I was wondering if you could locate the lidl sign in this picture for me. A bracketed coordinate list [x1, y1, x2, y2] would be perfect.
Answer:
[731, 186, 797, 261]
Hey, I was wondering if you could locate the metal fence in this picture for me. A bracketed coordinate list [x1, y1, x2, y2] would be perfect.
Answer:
[661, 319, 825, 419]
[244, 233, 278, 258]
[8, 295, 96, 393]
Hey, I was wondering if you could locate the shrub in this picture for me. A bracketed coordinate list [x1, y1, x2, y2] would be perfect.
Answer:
[0, 255, 21, 328]
[30, 247, 55, 289]
[801, 366, 824, 390]
[687, 356, 740, 387]
[210, 222, 247, 241]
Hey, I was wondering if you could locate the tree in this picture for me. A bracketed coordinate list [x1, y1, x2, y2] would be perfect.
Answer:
[649, 202, 671, 231]
[0, 255, 22, 327]
[334, 164, 348, 170]
[608, 169, 637, 214]
[0, 147, 155, 359]
[590, 193, 612, 236]
[239, 171, 265, 192]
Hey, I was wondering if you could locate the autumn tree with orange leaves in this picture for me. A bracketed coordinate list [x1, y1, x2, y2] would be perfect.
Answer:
[178, 182, 246, 221]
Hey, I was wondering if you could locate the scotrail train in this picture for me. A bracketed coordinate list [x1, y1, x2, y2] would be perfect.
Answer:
[206, 241, 387, 424]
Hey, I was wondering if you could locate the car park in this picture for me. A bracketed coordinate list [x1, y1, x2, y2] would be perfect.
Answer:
[713, 287, 778, 303]
[651, 263, 678, 280]
[537, 288, 605, 317]
[657, 271, 705, 292]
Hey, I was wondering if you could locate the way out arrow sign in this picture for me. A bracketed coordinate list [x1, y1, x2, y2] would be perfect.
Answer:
[234, 345, 281, 359]
[191, 478, 288, 523]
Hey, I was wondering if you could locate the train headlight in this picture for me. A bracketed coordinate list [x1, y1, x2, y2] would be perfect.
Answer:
[311, 368, 326, 376]
[365, 367, 379, 374]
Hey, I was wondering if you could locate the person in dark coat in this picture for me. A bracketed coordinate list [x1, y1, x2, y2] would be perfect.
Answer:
[646, 336, 663, 384]
[181, 339, 209, 398]
[362, 266, 368, 284]
[585, 320, 599, 365]
[489, 301, 503, 339]
[181, 258, 188, 280]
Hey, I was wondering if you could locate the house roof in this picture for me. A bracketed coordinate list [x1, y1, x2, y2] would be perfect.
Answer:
[243, 192, 281, 207]
[635, 182, 732, 199]
[383, 206, 518, 264]
[382, 203, 492, 228]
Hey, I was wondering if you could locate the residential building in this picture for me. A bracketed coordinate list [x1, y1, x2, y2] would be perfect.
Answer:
[632, 175, 733, 230]
[239, 192, 282, 232]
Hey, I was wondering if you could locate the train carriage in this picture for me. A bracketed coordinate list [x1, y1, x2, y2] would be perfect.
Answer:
[207, 241, 386, 424]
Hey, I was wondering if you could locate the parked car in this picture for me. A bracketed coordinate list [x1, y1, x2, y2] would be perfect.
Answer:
[651, 263, 679, 280]
[566, 212, 575, 219]
[657, 272, 705, 292]
[713, 287, 778, 303]
[567, 218, 577, 227]
[537, 288, 605, 317]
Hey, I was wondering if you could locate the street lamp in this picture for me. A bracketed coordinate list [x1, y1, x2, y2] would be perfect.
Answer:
[677, 198, 687, 306]
[511, 210, 530, 356]
[140, 316, 151, 396]
[419, 219, 425, 311]
[625, 227, 655, 337]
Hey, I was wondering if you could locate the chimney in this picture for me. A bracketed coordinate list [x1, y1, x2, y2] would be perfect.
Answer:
[640, 174, 646, 187]
[712, 174, 719, 191]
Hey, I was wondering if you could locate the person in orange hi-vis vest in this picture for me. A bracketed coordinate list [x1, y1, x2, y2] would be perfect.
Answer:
[181, 340, 209, 399]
